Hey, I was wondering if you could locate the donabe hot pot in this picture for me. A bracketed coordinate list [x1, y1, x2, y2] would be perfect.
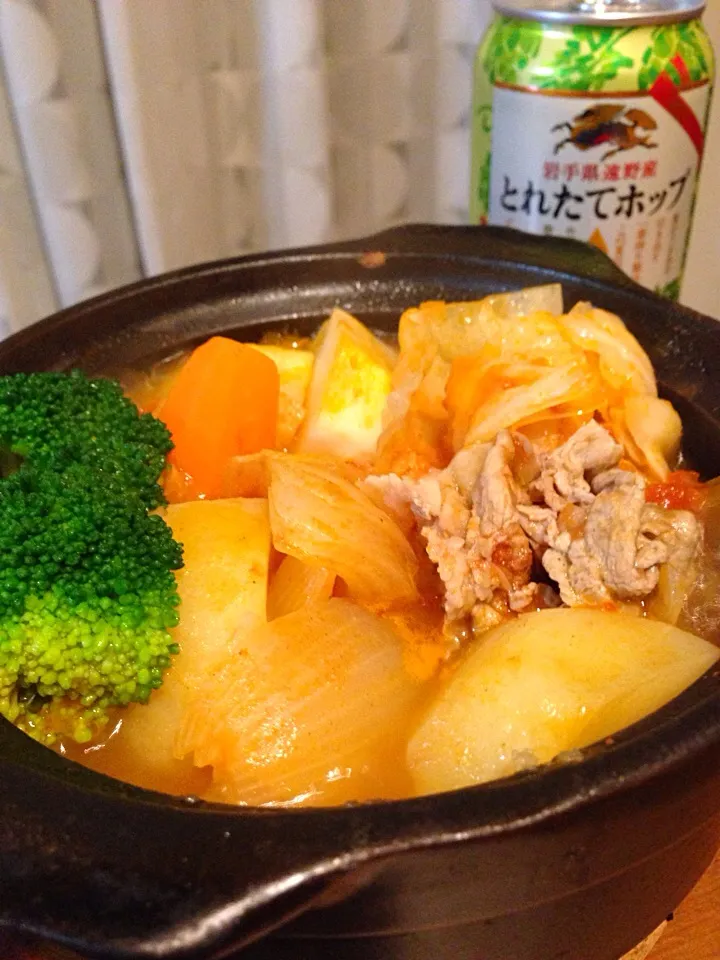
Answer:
[0, 225, 719, 960]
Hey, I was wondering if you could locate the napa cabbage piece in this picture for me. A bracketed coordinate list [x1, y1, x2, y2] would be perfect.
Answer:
[449, 349, 600, 449]
[377, 286, 682, 479]
[375, 286, 563, 474]
[297, 308, 395, 460]
[558, 303, 681, 480]
[99, 498, 271, 795]
[453, 303, 666, 453]
[268, 453, 418, 603]
[407, 608, 718, 795]
[619, 395, 682, 482]
[443, 314, 606, 451]
[397, 285, 565, 367]
[175, 598, 423, 805]
[558, 303, 656, 397]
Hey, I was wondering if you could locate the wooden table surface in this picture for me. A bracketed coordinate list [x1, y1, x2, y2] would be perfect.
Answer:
[649, 849, 720, 960]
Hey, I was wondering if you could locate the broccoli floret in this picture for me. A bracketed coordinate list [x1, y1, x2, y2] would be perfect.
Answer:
[0, 370, 183, 744]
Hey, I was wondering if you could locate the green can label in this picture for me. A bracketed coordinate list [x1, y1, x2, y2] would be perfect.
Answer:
[471, 17, 715, 298]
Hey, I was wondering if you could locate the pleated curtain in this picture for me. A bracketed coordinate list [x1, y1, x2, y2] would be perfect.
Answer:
[0, 0, 489, 337]
[1, 0, 718, 339]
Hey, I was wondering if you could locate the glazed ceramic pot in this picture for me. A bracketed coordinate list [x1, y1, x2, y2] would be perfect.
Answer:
[1, 225, 719, 960]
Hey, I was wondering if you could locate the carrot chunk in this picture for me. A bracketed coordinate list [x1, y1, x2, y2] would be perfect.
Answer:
[159, 336, 279, 499]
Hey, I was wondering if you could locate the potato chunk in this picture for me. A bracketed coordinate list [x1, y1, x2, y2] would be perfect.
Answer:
[100, 499, 271, 794]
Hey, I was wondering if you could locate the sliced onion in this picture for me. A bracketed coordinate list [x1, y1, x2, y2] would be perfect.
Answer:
[176, 598, 423, 805]
[408, 608, 718, 795]
[267, 554, 335, 620]
[268, 453, 418, 603]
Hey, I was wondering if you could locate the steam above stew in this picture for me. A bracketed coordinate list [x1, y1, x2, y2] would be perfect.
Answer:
[55, 286, 720, 804]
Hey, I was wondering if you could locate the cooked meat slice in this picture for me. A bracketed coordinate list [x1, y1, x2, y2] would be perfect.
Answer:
[517, 503, 569, 553]
[472, 431, 521, 534]
[526, 465, 700, 606]
[364, 468, 476, 620]
[465, 433, 537, 620]
[507, 580, 539, 613]
[424, 529, 476, 620]
[368, 419, 699, 627]
[591, 467, 638, 493]
[364, 470, 467, 533]
[518, 423, 672, 605]
[639, 504, 700, 578]
[584, 475, 659, 599]
[532, 420, 623, 511]
[542, 541, 609, 606]
[366, 432, 536, 625]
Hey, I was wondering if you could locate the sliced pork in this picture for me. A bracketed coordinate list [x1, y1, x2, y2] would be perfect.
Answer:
[367, 420, 700, 635]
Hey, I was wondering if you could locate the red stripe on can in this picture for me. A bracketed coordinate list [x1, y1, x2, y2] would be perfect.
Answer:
[650, 56, 705, 157]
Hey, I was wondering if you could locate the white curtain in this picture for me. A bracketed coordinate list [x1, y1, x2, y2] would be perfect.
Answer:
[0, 0, 489, 334]
[0, 0, 717, 337]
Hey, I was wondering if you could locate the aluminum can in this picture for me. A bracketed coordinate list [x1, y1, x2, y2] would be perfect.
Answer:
[470, 1, 714, 298]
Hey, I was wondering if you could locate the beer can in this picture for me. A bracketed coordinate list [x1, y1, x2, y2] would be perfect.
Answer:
[470, 1, 715, 299]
